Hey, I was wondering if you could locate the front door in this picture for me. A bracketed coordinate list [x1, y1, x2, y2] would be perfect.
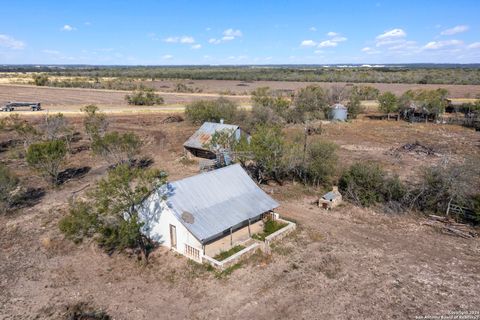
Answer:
[169, 224, 177, 249]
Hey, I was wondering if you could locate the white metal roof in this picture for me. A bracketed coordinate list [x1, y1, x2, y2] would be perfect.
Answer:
[164, 164, 279, 243]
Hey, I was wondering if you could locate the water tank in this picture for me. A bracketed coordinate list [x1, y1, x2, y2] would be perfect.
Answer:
[330, 104, 348, 121]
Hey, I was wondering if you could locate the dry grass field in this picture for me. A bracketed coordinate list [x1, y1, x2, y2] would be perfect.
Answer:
[0, 84, 251, 114]
[1, 110, 479, 319]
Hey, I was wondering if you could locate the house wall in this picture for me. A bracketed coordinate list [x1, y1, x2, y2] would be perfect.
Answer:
[141, 200, 203, 262]
[204, 220, 263, 257]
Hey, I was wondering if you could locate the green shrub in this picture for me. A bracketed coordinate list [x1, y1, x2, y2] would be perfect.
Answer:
[26, 139, 67, 185]
[125, 88, 164, 106]
[339, 162, 385, 206]
[305, 140, 338, 186]
[33, 74, 49, 86]
[91, 131, 143, 165]
[0, 164, 19, 213]
[82, 105, 109, 141]
[213, 245, 246, 261]
[252, 219, 288, 241]
[185, 98, 238, 124]
[59, 201, 98, 243]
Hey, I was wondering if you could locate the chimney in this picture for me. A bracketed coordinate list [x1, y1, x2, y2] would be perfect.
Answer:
[220, 118, 224, 124]
[332, 186, 339, 193]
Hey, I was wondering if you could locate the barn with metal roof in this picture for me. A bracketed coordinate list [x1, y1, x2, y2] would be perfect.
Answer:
[183, 121, 248, 159]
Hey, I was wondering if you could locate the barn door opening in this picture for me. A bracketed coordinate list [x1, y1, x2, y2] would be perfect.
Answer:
[169, 224, 177, 249]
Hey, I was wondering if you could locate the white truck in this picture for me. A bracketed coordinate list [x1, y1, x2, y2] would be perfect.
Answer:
[1, 102, 42, 112]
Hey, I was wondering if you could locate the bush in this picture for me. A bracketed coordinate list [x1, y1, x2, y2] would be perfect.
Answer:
[33, 74, 49, 86]
[26, 139, 67, 185]
[0, 164, 19, 213]
[213, 245, 246, 261]
[82, 105, 109, 141]
[59, 201, 98, 243]
[252, 219, 288, 241]
[91, 131, 143, 165]
[248, 124, 285, 183]
[305, 140, 338, 186]
[346, 93, 363, 119]
[125, 88, 164, 105]
[185, 97, 238, 124]
[339, 162, 386, 206]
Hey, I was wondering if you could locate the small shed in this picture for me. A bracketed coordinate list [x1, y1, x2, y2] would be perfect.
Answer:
[319, 186, 342, 209]
[183, 121, 249, 159]
[330, 104, 348, 121]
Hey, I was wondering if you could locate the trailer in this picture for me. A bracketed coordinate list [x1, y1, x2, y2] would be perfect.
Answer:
[1, 102, 42, 112]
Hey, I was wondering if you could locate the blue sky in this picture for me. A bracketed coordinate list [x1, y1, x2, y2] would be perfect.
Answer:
[1, 0, 479, 65]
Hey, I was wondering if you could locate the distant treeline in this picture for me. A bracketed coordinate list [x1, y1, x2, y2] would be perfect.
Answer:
[3, 65, 480, 85]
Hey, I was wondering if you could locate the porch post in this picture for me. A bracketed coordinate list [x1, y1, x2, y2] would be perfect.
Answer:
[248, 219, 251, 236]
[230, 227, 233, 245]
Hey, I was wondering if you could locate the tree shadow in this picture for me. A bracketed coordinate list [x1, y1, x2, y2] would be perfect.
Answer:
[57, 166, 91, 185]
[10, 187, 46, 210]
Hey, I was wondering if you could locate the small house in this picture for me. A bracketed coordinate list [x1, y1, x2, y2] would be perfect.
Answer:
[183, 121, 249, 159]
[137, 164, 280, 262]
[330, 104, 348, 121]
[319, 186, 342, 209]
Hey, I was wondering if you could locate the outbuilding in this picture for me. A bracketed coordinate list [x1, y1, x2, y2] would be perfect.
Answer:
[330, 103, 348, 121]
[137, 164, 280, 262]
[183, 121, 249, 159]
[319, 186, 343, 209]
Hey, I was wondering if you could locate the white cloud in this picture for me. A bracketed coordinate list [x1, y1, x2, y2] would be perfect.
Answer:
[223, 29, 242, 38]
[301, 40, 317, 47]
[42, 49, 60, 55]
[162, 54, 173, 60]
[0, 34, 25, 49]
[467, 42, 480, 49]
[164, 37, 179, 43]
[331, 36, 347, 42]
[423, 39, 463, 50]
[84, 22, 92, 26]
[361, 47, 381, 55]
[205, 27, 211, 31]
[318, 40, 338, 48]
[209, 38, 221, 44]
[164, 36, 195, 44]
[376, 28, 406, 41]
[62, 24, 76, 31]
[209, 29, 242, 44]
[441, 25, 469, 36]
[309, 27, 317, 32]
[375, 28, 407, 47]
[180, 36, 195, 44]
[191, 44, 202, 49]
[301, 32, 347, 49]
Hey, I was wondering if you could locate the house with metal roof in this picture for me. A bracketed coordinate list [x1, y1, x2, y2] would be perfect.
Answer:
[137, 164, 282, 263]
[183, 121, 249, 159]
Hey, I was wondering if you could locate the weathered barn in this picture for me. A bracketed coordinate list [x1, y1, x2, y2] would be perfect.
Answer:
[183, 121, 249, 159]
[137, 164, 280, 262]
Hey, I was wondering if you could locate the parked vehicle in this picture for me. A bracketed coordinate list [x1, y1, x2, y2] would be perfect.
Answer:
[1, 102, 42, 112]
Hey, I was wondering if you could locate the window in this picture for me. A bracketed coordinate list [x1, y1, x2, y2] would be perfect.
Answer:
[185, 244, 200, 260]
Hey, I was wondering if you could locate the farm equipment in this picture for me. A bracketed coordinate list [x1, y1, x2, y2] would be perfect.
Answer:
[1, 101, 42, 112]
